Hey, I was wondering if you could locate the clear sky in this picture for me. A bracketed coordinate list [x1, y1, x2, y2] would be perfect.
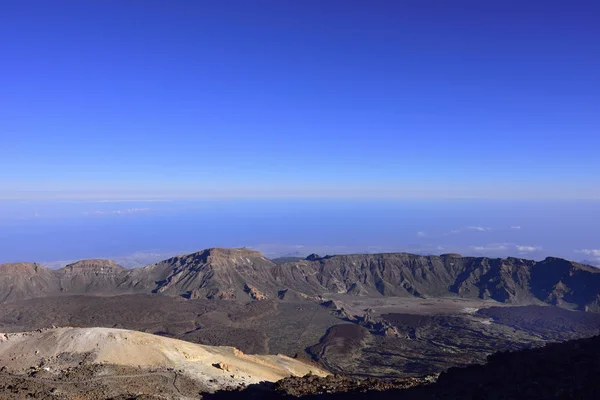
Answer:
[1, 0, 599, 200]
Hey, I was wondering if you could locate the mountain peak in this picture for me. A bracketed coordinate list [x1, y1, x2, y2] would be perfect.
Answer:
[203, 247, 263, 258]
[135, 247, 274, 300]
[441, 253, 463, 258]
[0, 262, 47, 275]
[173, 247, 265, 266]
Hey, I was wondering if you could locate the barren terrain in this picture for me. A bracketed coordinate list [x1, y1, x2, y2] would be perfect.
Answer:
[0, 327, 327, 399]
[0, 249, 599, 398]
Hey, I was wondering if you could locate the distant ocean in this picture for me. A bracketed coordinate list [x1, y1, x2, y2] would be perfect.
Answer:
[1, 199, 599, 267]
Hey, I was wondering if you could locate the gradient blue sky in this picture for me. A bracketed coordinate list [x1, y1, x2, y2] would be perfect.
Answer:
[1, 0, 599, 199]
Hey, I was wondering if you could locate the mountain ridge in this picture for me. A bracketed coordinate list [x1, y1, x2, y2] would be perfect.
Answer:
[1, 248, 599, 311]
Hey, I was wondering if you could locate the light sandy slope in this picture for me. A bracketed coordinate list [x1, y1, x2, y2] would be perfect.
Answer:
[0, 327, 327, 389]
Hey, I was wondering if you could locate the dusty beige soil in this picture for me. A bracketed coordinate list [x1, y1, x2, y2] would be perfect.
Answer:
[0, 327, 327, 399]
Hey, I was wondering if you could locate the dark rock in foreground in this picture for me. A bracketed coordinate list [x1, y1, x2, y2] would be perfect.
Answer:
[204, 334, 600, 399]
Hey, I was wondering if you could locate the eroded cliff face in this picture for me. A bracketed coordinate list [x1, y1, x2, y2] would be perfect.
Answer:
[53, 259, 129, 294]
[127, 247, 278, 300]
[1, 249, 599, 310]
[273, 253, 600, 310]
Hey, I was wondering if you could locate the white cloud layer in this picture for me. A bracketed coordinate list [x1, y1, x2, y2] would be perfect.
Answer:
[83, 208, 151, 216]
[576, 249, 600, 257]
[467, 226, 491, 232]
[470, 244, 508, 252]
[469, 243, 542, 254]
[516, 245, 542, 252]
[445, 226, 491, 235]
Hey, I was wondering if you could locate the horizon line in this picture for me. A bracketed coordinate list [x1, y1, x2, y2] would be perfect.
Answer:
[2, 192, 600, 202]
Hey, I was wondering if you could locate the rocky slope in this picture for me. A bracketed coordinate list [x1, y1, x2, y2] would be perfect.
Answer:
[53, 259, 128, 295]
[1, 249, 599, 310]
[0, 260, 134, 302]
[0, 327, 327, 391]
[206, 334, 600, 399]
[0, 326, 327, 399]
[0, 263, 59, 302]
[276, 253, 600, 309]
[127, 247, 276, 300]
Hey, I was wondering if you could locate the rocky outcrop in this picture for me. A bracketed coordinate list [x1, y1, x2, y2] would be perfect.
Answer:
[213, 361, 232, 372]
[272, 373, 435, 397]
[244, 284, 267, 300]
[306, 254, 322, 261]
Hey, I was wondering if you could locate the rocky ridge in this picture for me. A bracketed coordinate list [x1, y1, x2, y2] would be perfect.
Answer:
[0, 249, 599, 311]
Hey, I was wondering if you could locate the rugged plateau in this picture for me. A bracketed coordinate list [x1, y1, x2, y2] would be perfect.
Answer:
[0, 248, 599, 398]
[1, 248, 599, 311]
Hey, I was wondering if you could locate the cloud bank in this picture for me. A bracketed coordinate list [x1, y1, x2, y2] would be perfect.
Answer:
[82, 208, 151, 216]
[445, 226, 491, 236]
[470, 244, 508, 252]
[516, 245, 542, 253]
[577, 249, 600, 257]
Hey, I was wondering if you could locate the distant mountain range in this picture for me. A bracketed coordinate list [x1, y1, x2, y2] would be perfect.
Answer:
[581, 259, 600, 268]
[39, 250, 186, 269]
[1, 248, 599, 311]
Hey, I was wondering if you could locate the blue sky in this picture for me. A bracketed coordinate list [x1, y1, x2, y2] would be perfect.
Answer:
[1, 0, 599, 199]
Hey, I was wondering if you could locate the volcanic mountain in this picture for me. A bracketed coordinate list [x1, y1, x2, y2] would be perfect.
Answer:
[1, 248, 599, 311]
[126, 247, 277, 300]
[0, 262, 59, 303]
[0, 259, 130, 302]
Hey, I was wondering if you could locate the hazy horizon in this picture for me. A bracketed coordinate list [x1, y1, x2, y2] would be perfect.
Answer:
[1, 198, 599, 268]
